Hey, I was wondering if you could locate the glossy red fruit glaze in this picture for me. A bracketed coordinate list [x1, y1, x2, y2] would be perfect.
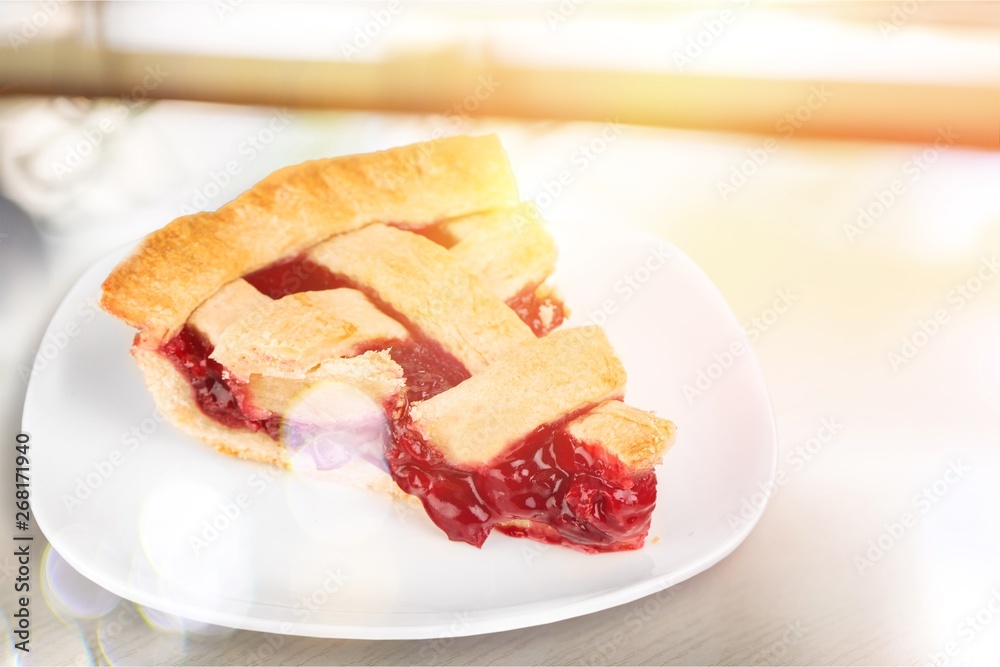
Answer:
[247, 255, 471, 403]
[246, 254, 565, 336]
[243, 255, 351, 299]
[157, 328, 464, 443]
[387, 414, 657, 552]
[167, 251, 642, 552]
[379, 340, 469, 404]
[506, 287, 565, 337]
[158, 326, 282, 440]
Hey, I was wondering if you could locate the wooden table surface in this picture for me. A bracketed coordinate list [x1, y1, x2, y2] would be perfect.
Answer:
[2, 104, 998, 665]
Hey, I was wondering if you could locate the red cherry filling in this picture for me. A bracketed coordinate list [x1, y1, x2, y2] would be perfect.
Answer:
[242, 255, 354, 297]
[158, 326, 283, 439]
[157, 327, 467, 440]
[506, 286, 565, 337]
[155, 247, 643, 552]
[244, 254, 566, 337]
[388, 412, 657, 553]
[245, 255, 471, 405]
[158, 256, 471, 439]
[379, 339, 468, 404]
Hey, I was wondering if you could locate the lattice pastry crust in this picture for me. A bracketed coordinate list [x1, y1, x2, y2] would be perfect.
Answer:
[102, 135, 676, 552]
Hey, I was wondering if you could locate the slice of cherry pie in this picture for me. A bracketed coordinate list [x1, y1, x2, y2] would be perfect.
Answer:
[102, 134, 676, 552]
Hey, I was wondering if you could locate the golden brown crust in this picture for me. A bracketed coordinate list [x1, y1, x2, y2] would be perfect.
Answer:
[309, 224, 535, 374]
[102, 135, 519, 347]
[211, 289, 409, 381]
[409, 326, 626, 465]
[132, 346, 289, 467]
[566, 400, 676, 470]
[442, 202, 557, 301]
[187, 279, 271, 344]
[245, 350, 405, 415]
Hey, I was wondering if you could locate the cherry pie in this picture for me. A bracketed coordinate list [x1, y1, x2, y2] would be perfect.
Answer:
[101, 134, 676, 552]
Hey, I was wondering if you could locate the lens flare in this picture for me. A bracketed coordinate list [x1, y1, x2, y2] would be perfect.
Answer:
[280, 381, 390, 472]
[136, 467, 256, 623]
[0, 613, 22, 667]
[97, 602, 189, 665]
[42, 544, 121, 619]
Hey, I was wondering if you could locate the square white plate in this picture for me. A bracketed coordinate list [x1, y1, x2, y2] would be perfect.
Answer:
[25, 221, 776, 639]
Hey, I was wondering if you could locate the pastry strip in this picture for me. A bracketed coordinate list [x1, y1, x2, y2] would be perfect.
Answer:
[211, 288, 409, 380]
[408, 326, 627, 465]
[187, 279, 271, 344]
[309, 224, 535, 374]
[565, 400, 676, 470]
[442, 202, 557, 301]
[245, 352, 405, 416]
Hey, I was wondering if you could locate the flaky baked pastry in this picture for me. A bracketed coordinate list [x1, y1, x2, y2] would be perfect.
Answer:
[102, 134, 676, 552]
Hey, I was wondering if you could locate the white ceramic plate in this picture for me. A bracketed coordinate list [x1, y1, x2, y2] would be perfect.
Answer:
[25, 222, 776, 639]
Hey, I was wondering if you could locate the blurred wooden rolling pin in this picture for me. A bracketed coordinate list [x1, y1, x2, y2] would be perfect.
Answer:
[2, 42, 997, 149]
